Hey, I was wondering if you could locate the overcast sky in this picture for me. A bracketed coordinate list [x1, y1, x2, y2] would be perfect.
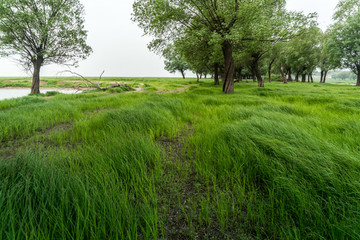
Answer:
[0, 0, 340, 78]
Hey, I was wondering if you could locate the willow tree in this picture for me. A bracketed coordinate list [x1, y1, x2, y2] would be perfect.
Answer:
[163, 45, 190, 79]
[328, 0, 360, 86]
[133, 0, 290, 94]
[175, 27, 224, 85]
[319, 32, 336, 83]
[0, 0, 92, 94]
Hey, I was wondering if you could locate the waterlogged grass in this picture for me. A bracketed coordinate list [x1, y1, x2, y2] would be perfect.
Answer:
[1, 79, 360, 239]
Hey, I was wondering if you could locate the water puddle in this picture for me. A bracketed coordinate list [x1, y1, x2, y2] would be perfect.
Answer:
[0, 88, 80, 101]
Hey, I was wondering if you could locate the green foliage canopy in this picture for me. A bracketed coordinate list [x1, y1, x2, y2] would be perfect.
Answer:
[133, 0, 315, 92]
[0, 0, 92, 69]
[328, 0, 360, 84]
[285, 27, 321, 77]
[163, 45, 190, 78]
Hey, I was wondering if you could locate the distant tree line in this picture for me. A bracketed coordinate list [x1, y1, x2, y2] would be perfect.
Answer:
[133, 0, 360, 92]
[331, 71, 357, 81]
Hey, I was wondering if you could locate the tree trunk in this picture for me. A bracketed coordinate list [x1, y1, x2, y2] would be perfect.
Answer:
[281, 63, 288, 84]
[222, 40, 234, 94]
[268, 59, 275, 83]
[307, 74, 310, 83]
[288, 69, 293, 81]
[252, 73, 257, 82]
[295, 73, 299, 82]
[31, 57, 43, 94]
[196, 72, 200, 82]
[250, 63, 257, 82]
[357, 72, 360, 86]
[254, 60, 264, 87]
[311, 74, 314, 83]
[320, 70, 324, 83]
[214, 63, 220, 85]
[180, 70, 185, 79]
[323, 71, 328, 83]
[302, 74, 306, 82]
[268, 72, 271, 82]
[239, 68, 243, 82]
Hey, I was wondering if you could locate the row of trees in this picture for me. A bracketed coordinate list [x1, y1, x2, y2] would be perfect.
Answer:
[328, 0, 360, 86]
[0, 0, 92, 94]
[133, 0, 360, 92]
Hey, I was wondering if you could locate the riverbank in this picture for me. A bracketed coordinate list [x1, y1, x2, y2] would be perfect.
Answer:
[1, 79, 360, 239]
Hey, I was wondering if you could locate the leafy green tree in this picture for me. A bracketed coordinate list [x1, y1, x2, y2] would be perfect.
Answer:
[163, 45, 190, 79]
[232, 7, 309, 87]
[319, 32, 333, 83]
[274, 42, 294, 82]
[133, 0, 310, 93]
[285, 26, 321, 82]
[263, 43, 281, 83]
[333, 0, 360, 21]
[233, 50, 251, 82]
[176, 28, 223, 85]
[328, 0, 360, 85]
[0, 0, 92, 94]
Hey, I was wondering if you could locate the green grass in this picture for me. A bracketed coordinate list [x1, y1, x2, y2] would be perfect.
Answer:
[1, 79, 360, 239]
[0, 77, 196, 90]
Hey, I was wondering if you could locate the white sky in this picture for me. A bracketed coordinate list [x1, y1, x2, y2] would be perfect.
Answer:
[0, 0, 339, 78]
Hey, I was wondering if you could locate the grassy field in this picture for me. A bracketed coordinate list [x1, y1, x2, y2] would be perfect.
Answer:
[1, 78, 360, 239]
[0, 77, 197, 90]
[0, 75, 357, 89]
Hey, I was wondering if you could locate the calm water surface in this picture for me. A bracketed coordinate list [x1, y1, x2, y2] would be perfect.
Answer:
[0, 88, 80, 101]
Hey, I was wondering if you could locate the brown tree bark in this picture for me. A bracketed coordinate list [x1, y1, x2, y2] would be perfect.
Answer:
[323, 71, 328, 83]
[295, 73, 299, 82]
[180, 70, 185, 79]
[268, 59, 275, 83]
[31, 57, 43, 94]
[196, 72, 200, 82]
[268, 70, 271, 83]
[221, 40, 234, 93]
[357, 72, 360, 86]
[320, 70, 324, 83]
[288, 69, 293, 81]
[302, 74, 306, 82]
[214, 63, 220, 85]
[238, 67, 243, 82]
[311, 74, 314, 83]
[281, 63, 288, 84]
[254, 60, 264, 87]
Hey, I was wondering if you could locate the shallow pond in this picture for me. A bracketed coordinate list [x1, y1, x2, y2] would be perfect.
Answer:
[0, 88, 80, 101]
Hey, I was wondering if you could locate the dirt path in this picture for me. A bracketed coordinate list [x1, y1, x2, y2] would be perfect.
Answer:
[156, 125, 228, 239]
[157, 85, 193, 94]
[126, 84, 195, 95]
[157, 125, 197, 239]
